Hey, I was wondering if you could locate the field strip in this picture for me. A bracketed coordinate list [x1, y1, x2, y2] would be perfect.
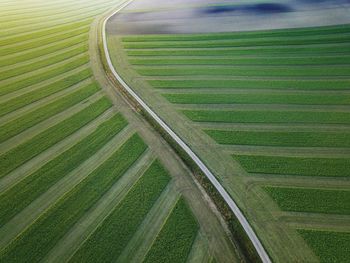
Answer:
[0, 65, 89, 102]
[186, 233, 211, 263]
[174, 104, 350, 113]
[0, 78, 93, 124]
[42, 150, 155, 263]
[0, 109, 115, 193]
[0, 126, 133, 252]
[282, 214, 350, 232]
[116, 182, 180, 263]
[0, 52, 88, 88]
[223, 145, 350, 158]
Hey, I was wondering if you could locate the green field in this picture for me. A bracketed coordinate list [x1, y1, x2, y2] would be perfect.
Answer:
[111, 21, 350, 262]
[0, 1, 236, 262]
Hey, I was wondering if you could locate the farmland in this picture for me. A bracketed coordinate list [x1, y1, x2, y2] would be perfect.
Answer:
[107, 14, 350, 261]
[0, 0, 239, 262]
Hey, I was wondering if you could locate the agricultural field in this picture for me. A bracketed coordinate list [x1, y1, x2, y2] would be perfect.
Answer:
[0, 0, 239, 262]
[107, 9, 350, 262]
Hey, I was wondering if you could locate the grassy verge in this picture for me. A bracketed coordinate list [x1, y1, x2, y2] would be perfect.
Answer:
[0, 55, 89, 96]
[264, 186, 350, 214]
[0, 134, 147, 263]
[143, 198, 199, 263]
[0, 68, 91, 116]
[0, 97, 112, 178]
[69, 160, 170, 262]
[298, 229, 350, 263]
[164, 93, 350, 105]
[0, 113, 127, 227]
[183, 110, 350, 124]
[0, 82, 99, 143]
[205, 130, 350, 148]
[234, 155, 350, 177]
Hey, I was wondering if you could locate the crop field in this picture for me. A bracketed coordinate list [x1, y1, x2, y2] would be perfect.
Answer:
[0, 0, 239, 262]
[108, 20, 350, 262]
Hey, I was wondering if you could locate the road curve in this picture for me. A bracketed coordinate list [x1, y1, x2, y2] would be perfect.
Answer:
[101, 3, 272, 263]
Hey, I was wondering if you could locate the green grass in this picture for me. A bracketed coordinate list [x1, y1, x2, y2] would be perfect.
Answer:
[183, 110, 350, 124]
[0, 55, 89, 96]
[0, 82, 99, 143]
[0, 113, 127, 227]
[0, 97, 112, 178]
[0, 35, 88, 67]
[0, 45, 88, 81]
[150, 79, 350, 90]
[234, 155, 350, 177]
[205, 130, 350, 147]
[129, 56, 350, 66]
[264, 186, 350, 214]
[121, 24, 350, 42]
[135, 66, 350, 77]
[0, 26, 89, 56]
[69, 160, 170, 263]
[0, 134, 147, 263]
[0, 68, 91, 116]
[143, 198, 199, 263]
[298, 229, 350, 263]
[123, 34, 350, 49]
[164, 92, 350, 105]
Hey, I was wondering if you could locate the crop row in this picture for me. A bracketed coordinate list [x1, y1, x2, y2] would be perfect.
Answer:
[129, 56, 350, 66]
[182, 110, 350, 124]
[143, 198, 199, 263]
[264, 186, 350, 214]
[0, 97, 112, 178]
[0, 134, 147, 263]
[298, 229, 350, 262]
[205, 130, 350, 148]
[0, 82, 99, 143]
[121, 24, 350, 42]
[163, 92, 350, 105]
[135, 65, 350, 77]
[0, 55, 89, 96]
[0, 44, 88, 81]
[69, 160, 170, 262]
[0, 113, 127, 227]
[0, 68, 92, 116]
[233, 154, 350, 177]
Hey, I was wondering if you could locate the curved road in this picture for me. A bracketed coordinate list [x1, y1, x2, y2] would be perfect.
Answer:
[101, 2, 272, 263]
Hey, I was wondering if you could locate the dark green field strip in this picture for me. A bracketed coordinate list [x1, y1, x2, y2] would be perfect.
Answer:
[0, 82, 99, 143]
[135, 66, 350, 77]
[205, 130, 350, 148]
[164, 93, 350, 105]
[0, 134, 147, 263]
[0, 26, 90, 56]
[123, 34, 350, 49]
[0, 97, 112, 178]
[143, 198, 199, 263]
[264, 186, 350, 215]
[0, 55, 89, 96]
[0, 45, 88, 81]
[150, 79, 350, 90]
[126, 45, 350, 57]
[0, 19, 92, 46]
[0, 113, 127, 227]
[129, 56, 350, 66]
[183, 110, 350, 124]
[0, 35, 88, 68]
[69, 160, 170, 263]
[0, 68, 91, 117]
[234, 155, 350, 177]
[298, 229, 350, 263]
[122, 24, 350, 42]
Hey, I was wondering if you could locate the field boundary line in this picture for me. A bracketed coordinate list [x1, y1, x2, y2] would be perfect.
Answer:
[101, 3, 271, 263]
